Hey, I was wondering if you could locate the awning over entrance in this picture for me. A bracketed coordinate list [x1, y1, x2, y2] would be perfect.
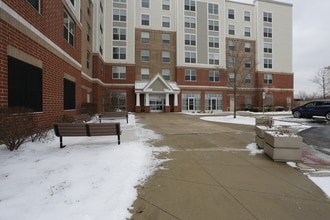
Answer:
[134, 74, 180, 112]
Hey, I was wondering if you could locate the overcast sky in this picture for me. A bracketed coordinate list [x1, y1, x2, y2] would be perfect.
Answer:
[236, 0, 330, 97]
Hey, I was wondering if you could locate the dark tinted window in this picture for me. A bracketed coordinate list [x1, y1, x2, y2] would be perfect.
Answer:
[64, 79, 75, 110]
[8, 56, 43, 112]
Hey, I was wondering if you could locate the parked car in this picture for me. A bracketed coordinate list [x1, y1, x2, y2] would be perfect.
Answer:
[292, 100, 330, 120]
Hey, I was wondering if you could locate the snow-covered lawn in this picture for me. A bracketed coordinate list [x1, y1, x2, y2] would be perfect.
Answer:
[0, 114, 169, 220]
[200, 113, 330, 199]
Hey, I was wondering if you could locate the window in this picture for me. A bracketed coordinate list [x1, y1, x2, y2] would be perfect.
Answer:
[64, 78, 76, 110]
[8, 56, 43, 112]
[185, 0, 196, 11]
[244, 27, 251, 37]
[228, 9, 235, 19]
[228, 73, 235, 83]
[208, 3, 218, 15]
[185, 69, 196, 81]
[185, 34, 196, 46]
[209, 70, 220, 82]
[185, 52, 196, 63]
[228, 25, 235, 35]
[113, 9, 127, 21]
[209, 37, 219, 48]
[141, 32, 150, 43]
[162, 69, 170, 80]
[264, 43, 272, 53]
[112, 66, 126, 79]
[141, 14, 150, 26]
[70, 0, 75, 6]
[162, 34, 170, 45]
[99, 24, 103, 34]
[86, 51, 90, 69]
[141, 50, 150, 62]
[114, 0, 127, 3]
[113, 28, 126, 41]
[113, 47, 126, 60]
[245, 73, 251, 83]
[209, 53, 219, 65]
[162, 51, 170, 63]
[244, 11, 250, 21]
[100, 2, 103, 13]
[87, 23, 91, 42]
[264, 58, 272, 69]
[110, 92, 127, 111]
[162, 16, 170, 28]
[141, 68, 150, 80]
[229, 40, 235, 51]
[245, 42, 251, 52]
[263, 12, 272, 22]
[142, 0, 149, 8]
[245, 57, 251, 68]
[64, 10, 75, 46]
[185, 17, 196, 29]
[264, 74, 273, 84]
[162, 0, 170, 10]
[209, 20, 219, 31]
[263, 27, 272, 38]
[228, 57, 235, 68]
[27, 0, 40, 11]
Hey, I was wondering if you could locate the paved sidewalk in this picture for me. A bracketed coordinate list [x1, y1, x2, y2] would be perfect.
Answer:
[130, 113, 330, 220]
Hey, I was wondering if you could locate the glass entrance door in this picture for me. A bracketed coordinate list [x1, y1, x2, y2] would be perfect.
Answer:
[150, 96, 165, 112]
[210, 98, 217, 110]
[188, 97, 195, 111]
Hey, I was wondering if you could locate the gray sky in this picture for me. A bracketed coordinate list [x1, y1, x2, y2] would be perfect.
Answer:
[236, 0, 330, 97]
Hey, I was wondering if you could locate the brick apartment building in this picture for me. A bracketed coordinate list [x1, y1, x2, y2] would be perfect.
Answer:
[0, 0, 293, 127]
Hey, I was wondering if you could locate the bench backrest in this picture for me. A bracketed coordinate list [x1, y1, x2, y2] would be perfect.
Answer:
[54, 123, 120, 137]
[101, 111, 127, 118]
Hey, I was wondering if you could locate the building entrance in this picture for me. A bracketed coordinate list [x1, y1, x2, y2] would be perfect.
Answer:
[150, 96, 165, 112]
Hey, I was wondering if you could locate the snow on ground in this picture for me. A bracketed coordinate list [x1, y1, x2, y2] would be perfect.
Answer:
[200, 113, 330, 199]
[0, 114, 170, 220]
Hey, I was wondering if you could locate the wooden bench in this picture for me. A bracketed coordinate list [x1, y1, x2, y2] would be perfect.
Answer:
[73, 114, 92, 123]
[54, 123, 121, 148]
[99, 111, 128, 123]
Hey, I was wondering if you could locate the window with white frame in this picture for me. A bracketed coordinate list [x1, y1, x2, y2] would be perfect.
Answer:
[64, 10, 75, 46]
[228, 57, 235, 67]
[162, 34, 170, 45]
[244, 73, 251, 83]
[114, 0, 127, 3]
[141, 50, 150, 62]
[113, 47, 126, 60]
[263, 12, 272, 22]
[185, 34, 196, 46]
[141, 68, 150, 80]
[208, 3, 218, 14]
[162, 16, 170, 28]
[264, 43, 272, 53]
[229, 40, 235, 51]
[113, 27, 126, 41]
[264, 58, 272, 69]
[228, 73, 235, 83]
[263, 27, 272, 38]
[185, 52, 196, 63]
[185, 0, 196, 11]
[141, 32, 150, 43]
[228, 8, 235, 19]
[141, 14, 150, 26]
[162, 0, 170, 10]
[113, 8, 126, 21]
[244, 27, 251, 37]
[264, 74, 273, 84]
[209, 20, 219, 31]
[244, 11, 250, 21]
[162, 69, 170, 80]
[245, 42, 251, 52]
[245, 57, 251, 68]
[112, 66, 126, 79]
[185, 69, 196, 81]
[209, 53, 219, 65]
[209, 70, 220, 82]
[142, 0, 149, 8]
[162, 51, 170, 63]
[209, 37, 219, 48]
[27, 0, 40, 11]
[185, 16, 196, 29]
[228, 25, 235, 35]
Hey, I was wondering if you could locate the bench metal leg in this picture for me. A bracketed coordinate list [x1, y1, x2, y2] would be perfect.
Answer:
[59, 136, 66, 148]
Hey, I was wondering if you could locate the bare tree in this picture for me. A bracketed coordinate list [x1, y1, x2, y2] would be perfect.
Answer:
[227, 39, 256, 118]
[310, 67, 329, 99]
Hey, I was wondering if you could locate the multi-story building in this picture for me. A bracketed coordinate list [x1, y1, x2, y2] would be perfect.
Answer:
[0, 0, 293, 127]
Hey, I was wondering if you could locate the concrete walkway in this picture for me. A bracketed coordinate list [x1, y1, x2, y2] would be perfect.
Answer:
[130, 113, 330, 220]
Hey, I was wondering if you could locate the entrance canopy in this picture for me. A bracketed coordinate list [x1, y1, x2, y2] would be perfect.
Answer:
[135, 74, 180, 94]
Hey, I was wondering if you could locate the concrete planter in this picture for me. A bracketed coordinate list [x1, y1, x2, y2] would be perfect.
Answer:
[255, 117, 273, 127]
[255, 126, 278, 149]
[263, 131, 302, 162]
